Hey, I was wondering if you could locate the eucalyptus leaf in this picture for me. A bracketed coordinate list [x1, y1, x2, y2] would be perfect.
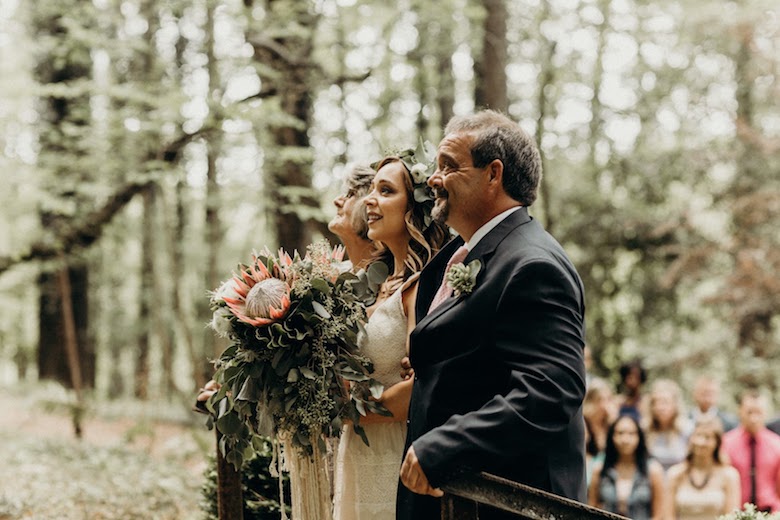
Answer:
[353, 424, 370, 447]
[216, 411, 243, 435]
[310, 278, 331, 294]
[367, 261, 389, 286]
[312, 300, 331, 319]
[299, 367, 317, 379]
[236, 377, 260, 402]
[355, 399, 366, 416]
[369, 381, 384, 400]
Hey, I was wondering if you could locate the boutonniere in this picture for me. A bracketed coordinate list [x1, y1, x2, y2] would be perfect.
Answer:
[446, 259, 482, 297]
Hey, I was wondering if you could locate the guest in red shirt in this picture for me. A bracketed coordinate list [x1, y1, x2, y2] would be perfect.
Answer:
[722, 390, 780, 512]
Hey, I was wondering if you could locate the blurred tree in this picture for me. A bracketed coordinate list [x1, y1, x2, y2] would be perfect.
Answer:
[31, 1, 97, 389]
[245, 0, 320, 253]
[474, 0, 508, 112]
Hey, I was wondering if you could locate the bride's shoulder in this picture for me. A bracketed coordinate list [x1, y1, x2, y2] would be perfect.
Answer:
[400, 272, 421, 293]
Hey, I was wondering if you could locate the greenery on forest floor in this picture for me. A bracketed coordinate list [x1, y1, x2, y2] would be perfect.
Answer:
[0, 383, 212, 519]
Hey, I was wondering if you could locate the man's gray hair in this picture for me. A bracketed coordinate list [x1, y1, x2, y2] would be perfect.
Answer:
[445, 110, 542, 206]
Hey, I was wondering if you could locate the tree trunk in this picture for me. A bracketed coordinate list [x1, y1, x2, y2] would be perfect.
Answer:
[135, 185, 155, 399]
[248, 0, 320, 253]
[474, 0, 508, 112]
[38, 264, 93, 388]
[437, 43, 455, 129]
[33, 2, 96, 389]
[535, 1, 556, 233]
[58, 262, 85, 437]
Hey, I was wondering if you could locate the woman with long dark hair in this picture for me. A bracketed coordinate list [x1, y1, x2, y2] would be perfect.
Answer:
[588, 414, 665, 519]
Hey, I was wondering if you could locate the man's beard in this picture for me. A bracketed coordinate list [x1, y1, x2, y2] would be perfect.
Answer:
[431, 189, 449, 223]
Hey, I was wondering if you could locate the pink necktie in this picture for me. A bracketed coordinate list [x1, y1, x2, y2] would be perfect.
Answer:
[428, 245, 469, 314]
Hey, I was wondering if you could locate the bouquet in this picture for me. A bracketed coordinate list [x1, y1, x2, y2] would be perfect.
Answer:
[205, 240, 387, 519]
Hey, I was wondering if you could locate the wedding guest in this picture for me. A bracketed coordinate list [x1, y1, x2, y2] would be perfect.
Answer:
[399, 110, 587, 519]
[722, 390, 780, 513]
[645, 378, 692, 472]
[665, 417, 740, 519]
[689, 375, 738, 433]
[332, 153, 449, 520]
[584, 377, 617, 484]
[616, 360, 648, 423]
[588, 415, 665, 520]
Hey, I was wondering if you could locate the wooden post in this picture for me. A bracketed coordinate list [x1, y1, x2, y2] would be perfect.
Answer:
[58, 263, 84, 438]
[216, 429, 244, 520]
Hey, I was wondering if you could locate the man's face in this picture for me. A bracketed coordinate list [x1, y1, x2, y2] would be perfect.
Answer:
[693, 380, 718, 413]
[739, 395, 767, 434]
[429, 132, 488, 235]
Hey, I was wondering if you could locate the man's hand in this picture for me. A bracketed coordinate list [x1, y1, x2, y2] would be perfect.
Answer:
[400, 445, 444, 497]
[400, 356, 415, 380]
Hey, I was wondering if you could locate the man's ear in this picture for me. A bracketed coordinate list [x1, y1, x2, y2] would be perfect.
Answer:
[487, 159, 503, 185]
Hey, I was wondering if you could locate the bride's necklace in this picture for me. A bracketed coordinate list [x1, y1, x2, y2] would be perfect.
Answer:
[688, 468, 712, 490]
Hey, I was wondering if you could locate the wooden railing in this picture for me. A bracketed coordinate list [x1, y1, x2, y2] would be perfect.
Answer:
[440, 472, 629, 520]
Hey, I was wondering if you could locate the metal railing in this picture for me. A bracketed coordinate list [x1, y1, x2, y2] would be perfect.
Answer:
[440, 471, 630, 520]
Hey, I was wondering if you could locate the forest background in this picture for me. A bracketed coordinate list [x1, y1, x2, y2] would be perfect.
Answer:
[0, 0, 778, 484]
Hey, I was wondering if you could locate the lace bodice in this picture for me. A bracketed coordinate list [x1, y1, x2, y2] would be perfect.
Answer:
[361, 283, 408, 389]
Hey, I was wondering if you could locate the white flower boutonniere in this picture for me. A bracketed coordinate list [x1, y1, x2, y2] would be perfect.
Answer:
[446, 259, 482, 297]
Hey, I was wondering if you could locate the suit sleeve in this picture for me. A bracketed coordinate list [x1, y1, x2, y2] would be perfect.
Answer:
[413, 258, 586, 487]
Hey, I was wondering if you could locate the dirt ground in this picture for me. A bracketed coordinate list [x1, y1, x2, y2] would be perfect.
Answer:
[0, 383, 214, 519]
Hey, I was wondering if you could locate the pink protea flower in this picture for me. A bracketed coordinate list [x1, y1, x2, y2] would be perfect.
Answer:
[331, 244, 346, 263]
[224, 258, 292, 327]
[273, 247, 295, 281]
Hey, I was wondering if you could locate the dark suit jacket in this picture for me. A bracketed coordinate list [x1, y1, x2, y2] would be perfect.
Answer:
[397, 208, 587, 520]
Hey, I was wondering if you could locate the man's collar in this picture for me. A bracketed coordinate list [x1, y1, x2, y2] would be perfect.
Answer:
[466, 206, 522, 251]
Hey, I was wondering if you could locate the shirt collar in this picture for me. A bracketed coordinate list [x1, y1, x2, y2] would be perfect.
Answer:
[466, 206, 522, 251]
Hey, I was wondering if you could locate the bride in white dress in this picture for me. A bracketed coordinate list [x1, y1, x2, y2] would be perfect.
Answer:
[333, 155, 448, 520]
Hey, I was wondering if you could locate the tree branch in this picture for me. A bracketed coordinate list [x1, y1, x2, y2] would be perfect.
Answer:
[0, 180, 154, 276]
[248, 36, 306, 68]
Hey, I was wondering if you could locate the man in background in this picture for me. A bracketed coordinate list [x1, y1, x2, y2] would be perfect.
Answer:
[722, 390, 780, 512]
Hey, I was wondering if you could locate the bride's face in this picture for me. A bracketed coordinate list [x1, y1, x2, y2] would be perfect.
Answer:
[364, 161, 411, 248]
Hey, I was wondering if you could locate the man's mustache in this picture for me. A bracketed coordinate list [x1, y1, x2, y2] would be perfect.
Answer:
[432, 188, 448, 200]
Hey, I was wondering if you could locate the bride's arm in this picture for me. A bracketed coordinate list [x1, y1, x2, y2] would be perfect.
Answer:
[357, 279, 419, 425]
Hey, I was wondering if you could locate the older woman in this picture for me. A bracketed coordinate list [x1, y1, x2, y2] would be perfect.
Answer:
[665, 417, 740, 519]
[327, 164, 377, 271]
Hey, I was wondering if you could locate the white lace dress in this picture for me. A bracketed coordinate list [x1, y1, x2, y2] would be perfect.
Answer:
[333, 282, 409, 520]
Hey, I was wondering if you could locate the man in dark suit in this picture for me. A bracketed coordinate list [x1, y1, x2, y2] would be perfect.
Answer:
[398, 110, 587, 519]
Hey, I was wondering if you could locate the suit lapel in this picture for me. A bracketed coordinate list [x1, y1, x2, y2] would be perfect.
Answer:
[416, 207, 532, 325]
[415, 237, 465, 322]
